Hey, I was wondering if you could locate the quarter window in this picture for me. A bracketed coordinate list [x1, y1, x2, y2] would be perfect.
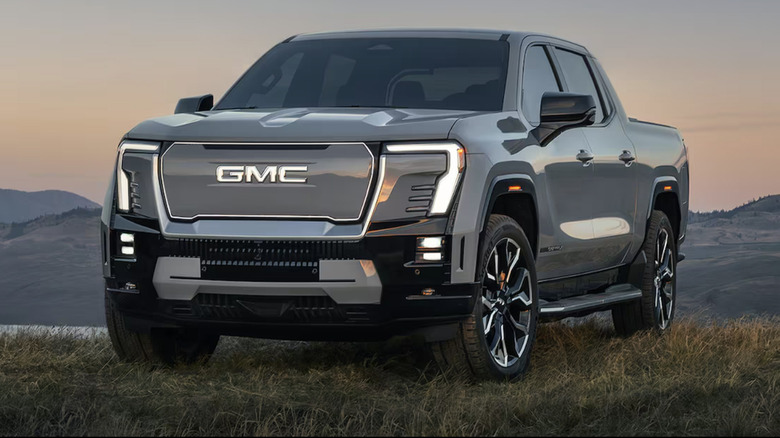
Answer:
[521, 46, 561, 125]
[554, 48, 607, 122]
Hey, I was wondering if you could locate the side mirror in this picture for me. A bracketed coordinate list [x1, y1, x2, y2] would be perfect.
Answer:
[174, 94, 214, 114]
[534, 92, 596, 146]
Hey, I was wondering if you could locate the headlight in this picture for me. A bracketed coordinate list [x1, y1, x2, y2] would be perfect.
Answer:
[116, 140, 160, 212]
[385, 142, 465, 215]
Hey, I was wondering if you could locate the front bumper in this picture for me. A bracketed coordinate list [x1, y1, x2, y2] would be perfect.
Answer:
[104, 218, 479, 341]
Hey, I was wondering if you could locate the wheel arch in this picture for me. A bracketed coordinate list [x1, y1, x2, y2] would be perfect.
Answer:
[478, 174, 539, 259]
[647, 177, 682, 242]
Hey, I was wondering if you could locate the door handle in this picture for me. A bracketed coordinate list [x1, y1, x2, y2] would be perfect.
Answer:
[576, 149, 594, 167]
[619, 150, 636, 166]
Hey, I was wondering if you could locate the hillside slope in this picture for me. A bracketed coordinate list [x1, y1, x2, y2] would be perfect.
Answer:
[676, 194, 780, 319]
[0, 208, 103, 326]
[0, 188, 100, 223]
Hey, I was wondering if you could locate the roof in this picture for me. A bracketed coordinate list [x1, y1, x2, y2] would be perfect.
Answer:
[291, 28, 530, 41]
[288, 28, 586, 52]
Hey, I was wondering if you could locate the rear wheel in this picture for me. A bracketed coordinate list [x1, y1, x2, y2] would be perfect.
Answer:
[105, 292, 219, 365]
[431, 214, 538, 380]
[612, 210, 677, 335]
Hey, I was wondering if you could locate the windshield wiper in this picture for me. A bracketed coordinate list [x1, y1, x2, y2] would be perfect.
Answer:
[216, 105, 409, 111]
[215, 106, 259, 111]
[330, 105, 408, 109]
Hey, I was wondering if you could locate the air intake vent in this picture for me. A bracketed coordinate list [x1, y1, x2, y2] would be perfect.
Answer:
[163, 239, 368, 261]
[158, 239, 370, 282]
[189, 294, 347, 322]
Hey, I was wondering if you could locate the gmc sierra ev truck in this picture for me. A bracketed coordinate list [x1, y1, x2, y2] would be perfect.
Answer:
[102, 29, 689, 380]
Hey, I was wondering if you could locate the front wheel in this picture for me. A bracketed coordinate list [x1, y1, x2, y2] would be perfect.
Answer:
[105, 292, 219, 365]
[430, 214, 539, 380]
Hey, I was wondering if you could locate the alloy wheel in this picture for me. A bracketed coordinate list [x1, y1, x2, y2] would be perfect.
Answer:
[481, 237, 533, 368]
[654, 228, 675, 329]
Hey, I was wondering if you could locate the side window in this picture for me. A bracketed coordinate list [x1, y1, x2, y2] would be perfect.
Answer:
[521, 46, 561, 125]
[590, 58, 614, 117]
[553, 48, 607, 122]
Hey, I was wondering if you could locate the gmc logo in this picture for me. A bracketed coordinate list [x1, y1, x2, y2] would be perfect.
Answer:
[216, 165, 308, 183]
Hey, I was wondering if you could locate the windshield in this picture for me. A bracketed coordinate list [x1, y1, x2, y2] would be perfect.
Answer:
[215, 38, 509, 112]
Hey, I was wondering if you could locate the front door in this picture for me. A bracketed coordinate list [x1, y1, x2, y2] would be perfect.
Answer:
[552, 47, 638, 271]
[520, 44, 598, 280]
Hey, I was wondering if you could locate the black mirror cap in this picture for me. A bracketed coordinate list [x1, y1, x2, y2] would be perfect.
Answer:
[540, 92, 597, 125]
[174, 94, 214, 114]
[535, 92, 597, 146]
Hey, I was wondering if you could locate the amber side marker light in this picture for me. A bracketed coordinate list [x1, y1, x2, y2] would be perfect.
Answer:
[509, 185, 522, 192]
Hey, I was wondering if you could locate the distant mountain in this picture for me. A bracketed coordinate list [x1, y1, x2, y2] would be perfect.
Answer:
[0, 189, 100, 224]
[689, 194, 780, 223]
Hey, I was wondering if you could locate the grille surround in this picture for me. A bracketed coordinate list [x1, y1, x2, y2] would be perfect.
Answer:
[160, 142, 375, 222]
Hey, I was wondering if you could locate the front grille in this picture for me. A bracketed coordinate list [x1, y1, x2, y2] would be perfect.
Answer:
[158, 239, 370, 282]
[160, 142, 375, 221]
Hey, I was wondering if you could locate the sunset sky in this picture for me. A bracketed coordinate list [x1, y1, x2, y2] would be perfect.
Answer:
[1, 0, 778, 212]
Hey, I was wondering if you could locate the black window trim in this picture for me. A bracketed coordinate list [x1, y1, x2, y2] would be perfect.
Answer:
[547, 45, 615, 128]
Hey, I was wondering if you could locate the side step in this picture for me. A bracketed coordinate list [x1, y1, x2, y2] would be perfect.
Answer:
[539, 284, 642, 317]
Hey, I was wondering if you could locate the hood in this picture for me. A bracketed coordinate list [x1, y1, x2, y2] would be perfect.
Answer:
[125, 107, 479, 143]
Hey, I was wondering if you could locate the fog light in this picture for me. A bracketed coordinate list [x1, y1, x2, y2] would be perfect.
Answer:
[417, 236, 444, 250]
[120, 233, 134, 243]
[421, 252, 442, 262]
[120, 246, 135, 256]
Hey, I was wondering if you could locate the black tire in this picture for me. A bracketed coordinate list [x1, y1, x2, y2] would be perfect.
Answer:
[430, 214, 539, 381]
[612, 210, 677, 336]
[105, 292, 219, 365]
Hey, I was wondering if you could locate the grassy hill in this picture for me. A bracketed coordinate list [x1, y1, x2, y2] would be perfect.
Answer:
[0, 318, 776, 436]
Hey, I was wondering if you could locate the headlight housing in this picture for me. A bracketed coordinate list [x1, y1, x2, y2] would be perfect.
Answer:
[384, 142, 465, 216]
[116, 140, 160, 213]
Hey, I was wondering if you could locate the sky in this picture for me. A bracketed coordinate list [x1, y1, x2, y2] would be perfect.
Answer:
[1, 0, 779, 212]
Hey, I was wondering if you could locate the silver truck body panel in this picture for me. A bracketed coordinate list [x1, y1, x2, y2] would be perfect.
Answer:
[107, 28, 688, 309]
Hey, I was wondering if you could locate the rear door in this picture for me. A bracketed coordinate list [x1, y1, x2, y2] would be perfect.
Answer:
[552, 47, 638, 270]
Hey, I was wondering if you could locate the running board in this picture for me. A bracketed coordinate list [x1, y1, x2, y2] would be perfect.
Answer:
[539, 284, 642, 317]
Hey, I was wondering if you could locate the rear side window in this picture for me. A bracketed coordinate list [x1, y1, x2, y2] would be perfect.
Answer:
[554, 48, 607, 122]
[521, 46, 561, 125]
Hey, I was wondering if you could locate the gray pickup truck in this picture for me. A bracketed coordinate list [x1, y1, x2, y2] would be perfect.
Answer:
[101, 29, 689, 380]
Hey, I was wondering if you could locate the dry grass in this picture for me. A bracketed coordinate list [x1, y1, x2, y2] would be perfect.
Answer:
[0, 318, 778, 436]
